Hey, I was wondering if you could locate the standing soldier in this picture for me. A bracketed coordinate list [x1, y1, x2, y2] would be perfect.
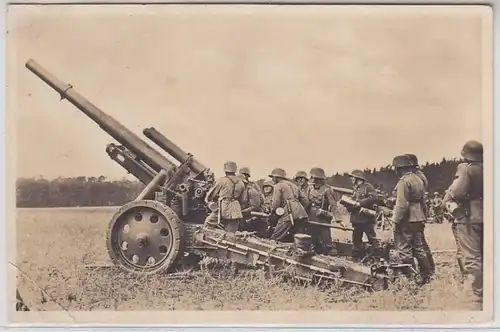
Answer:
[238, 174, 268, 238]
[294, 171, 309, 193]
[268, 168, 310, 242]
[204, 161, 246, 233]
[443, 140, 483, 303]
[305, 167, 343, 254]
[347, 170, 382, 261]
[391, 155, 432, 285]
[405, 153, 435, 276]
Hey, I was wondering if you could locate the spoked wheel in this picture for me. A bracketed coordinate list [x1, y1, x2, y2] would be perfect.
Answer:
[106, 200, 183, 275]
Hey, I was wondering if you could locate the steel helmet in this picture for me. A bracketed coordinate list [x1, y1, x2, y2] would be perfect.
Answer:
[269, 168, 287, 179]
[294, 171, 308, 180]
[461, 140, 483, 162]
[392, 155, 412, 168]
[309, 167, 326, 180]
[404, 154, 419, 167]
[263, 179, 274, 188]
[348, 169, 366, 181]
[223, 161, 238, 173]
[236, 174, 248, 183]
[239, 167, 251, 177]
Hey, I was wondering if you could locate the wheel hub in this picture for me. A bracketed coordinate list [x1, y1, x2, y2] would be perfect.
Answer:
[111, 206, 174, 270]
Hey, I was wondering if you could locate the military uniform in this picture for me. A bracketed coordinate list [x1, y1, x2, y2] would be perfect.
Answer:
[392, 155, 432, 284]
[238, 174, 268, 238]
[347, 170, 381, 260]
[305, 167, 341, 254]
[205, 161, 246, 233]
[262, 179, 274, 214]
[269, 168, 310, 242]
[404, 153, 435, 275]
[443, 140, 483, 300]
[239, 166, 264, 202]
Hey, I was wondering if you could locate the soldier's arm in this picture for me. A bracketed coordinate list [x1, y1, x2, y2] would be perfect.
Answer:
[448, 165, 471, 201]
[358, 184, 379, 208]
[326, 188, 342, 222]
[271, 184, 283, 212]
[205, 180, 222, 203]
[393, 180, 410, 224]
[298, 185, 310, 209]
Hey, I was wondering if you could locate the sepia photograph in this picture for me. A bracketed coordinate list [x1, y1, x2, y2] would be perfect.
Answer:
[6, 2, 493, 325]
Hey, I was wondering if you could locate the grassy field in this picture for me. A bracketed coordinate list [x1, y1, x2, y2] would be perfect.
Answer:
[15, 207, 478, 311]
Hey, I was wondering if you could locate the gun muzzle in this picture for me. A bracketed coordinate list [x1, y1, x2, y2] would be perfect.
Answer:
[250, 211, 269, 217]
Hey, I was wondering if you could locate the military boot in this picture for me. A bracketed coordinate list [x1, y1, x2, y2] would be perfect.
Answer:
[416, 257, 433, 285]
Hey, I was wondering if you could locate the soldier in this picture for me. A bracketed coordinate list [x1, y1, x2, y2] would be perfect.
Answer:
[268, 168, 310, 242]
[239, 167, 263, 194]
[262, 179, 274, 214]
[238, 174, 268, 238]
[347, 169, 382, 261]
[305, 167, 343, 254]
[432, 192, 444, 223]
[204, 161, 246, 233]
[444, 186, 465, 277]
[443, 140, 483, 303]
[294, 171, 309, 193]
[391, 155, 432, 285]
[404, 153, 435, 276]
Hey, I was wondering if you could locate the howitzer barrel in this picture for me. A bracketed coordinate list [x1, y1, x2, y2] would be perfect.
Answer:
[143, 127, 207, 174]
[25, 59, 175, 174]
[330, 186, 354, 195]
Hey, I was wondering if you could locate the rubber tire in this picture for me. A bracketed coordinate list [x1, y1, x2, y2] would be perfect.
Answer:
[106, 200, 184, 275]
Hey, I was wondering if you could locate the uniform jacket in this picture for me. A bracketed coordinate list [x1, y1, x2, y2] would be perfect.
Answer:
[271, 179, 309, 221]
[241, 182, 263, 215]
[349, 182, 379, 224]
[205, 175, 246, 220]
[443, 162, 483, 223]
[305, 183, 341, 222]
[393, 172, 426, 223]
[262, 194, 273, 214]
[415, 169, 429, 191]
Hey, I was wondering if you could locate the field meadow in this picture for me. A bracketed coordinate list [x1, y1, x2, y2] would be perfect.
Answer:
[15, 207, 479, 311]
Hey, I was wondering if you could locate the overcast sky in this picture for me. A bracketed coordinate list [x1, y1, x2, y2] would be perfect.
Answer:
[8, 5, 488, 180]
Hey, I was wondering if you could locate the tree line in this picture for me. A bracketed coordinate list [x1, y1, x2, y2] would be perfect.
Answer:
[17, 158, 463, 208]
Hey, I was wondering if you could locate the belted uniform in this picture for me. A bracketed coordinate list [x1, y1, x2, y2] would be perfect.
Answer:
[444, 161, 483, 298]
[393, 171, 432, 281]
[204, 175, 246, 232]
[270, 180, 310, 242]
[306, 184, 340, 254]
[349, 182, 381, 259]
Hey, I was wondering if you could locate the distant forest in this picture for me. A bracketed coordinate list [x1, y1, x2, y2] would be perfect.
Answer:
[17, 158, 463, 208]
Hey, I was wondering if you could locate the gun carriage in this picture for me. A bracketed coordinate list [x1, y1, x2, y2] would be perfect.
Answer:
[25, 59, 409, 292]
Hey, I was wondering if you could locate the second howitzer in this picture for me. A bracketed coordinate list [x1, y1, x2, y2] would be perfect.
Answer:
[25, 59, 410, 291]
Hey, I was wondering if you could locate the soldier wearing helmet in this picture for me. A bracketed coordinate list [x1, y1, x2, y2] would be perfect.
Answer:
[432, 192, 444, 223]
[305, 167, 343, 254]
[239, 167, 264, 199]
[346, 169, 382, 260]
[294, 171, 309, 193]
[404, 153, 436, 276]
[268, 168, 310, 242]
[204, 161, 246, 232]
[261, 179, 274, 214]
[443, 140, 483, 303]
[392, 155, 432, 285]
[237, 174, 268, 238]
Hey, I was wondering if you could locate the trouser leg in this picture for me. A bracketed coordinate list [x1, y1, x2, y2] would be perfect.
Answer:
[271, 219, 293, 242]
[420, 223, 435, 275]
[394, 223, 414, 276]
[452, 223, 466, 276]
[352, 224, 364, 260]
[456, 223, 483, 299]
[410, 222, 432, 284]
[363, 223, 382, 257]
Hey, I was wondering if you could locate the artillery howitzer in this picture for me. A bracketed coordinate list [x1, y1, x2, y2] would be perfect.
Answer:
[25, 59, 410, 292]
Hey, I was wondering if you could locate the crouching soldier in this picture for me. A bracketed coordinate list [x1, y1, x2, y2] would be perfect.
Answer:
[268, 168, 310, 242]
[347, 169, 382, 261]
[204, 161, 246, 233]
[238, 174, 268, 238]
[306, 167, 343, 254]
